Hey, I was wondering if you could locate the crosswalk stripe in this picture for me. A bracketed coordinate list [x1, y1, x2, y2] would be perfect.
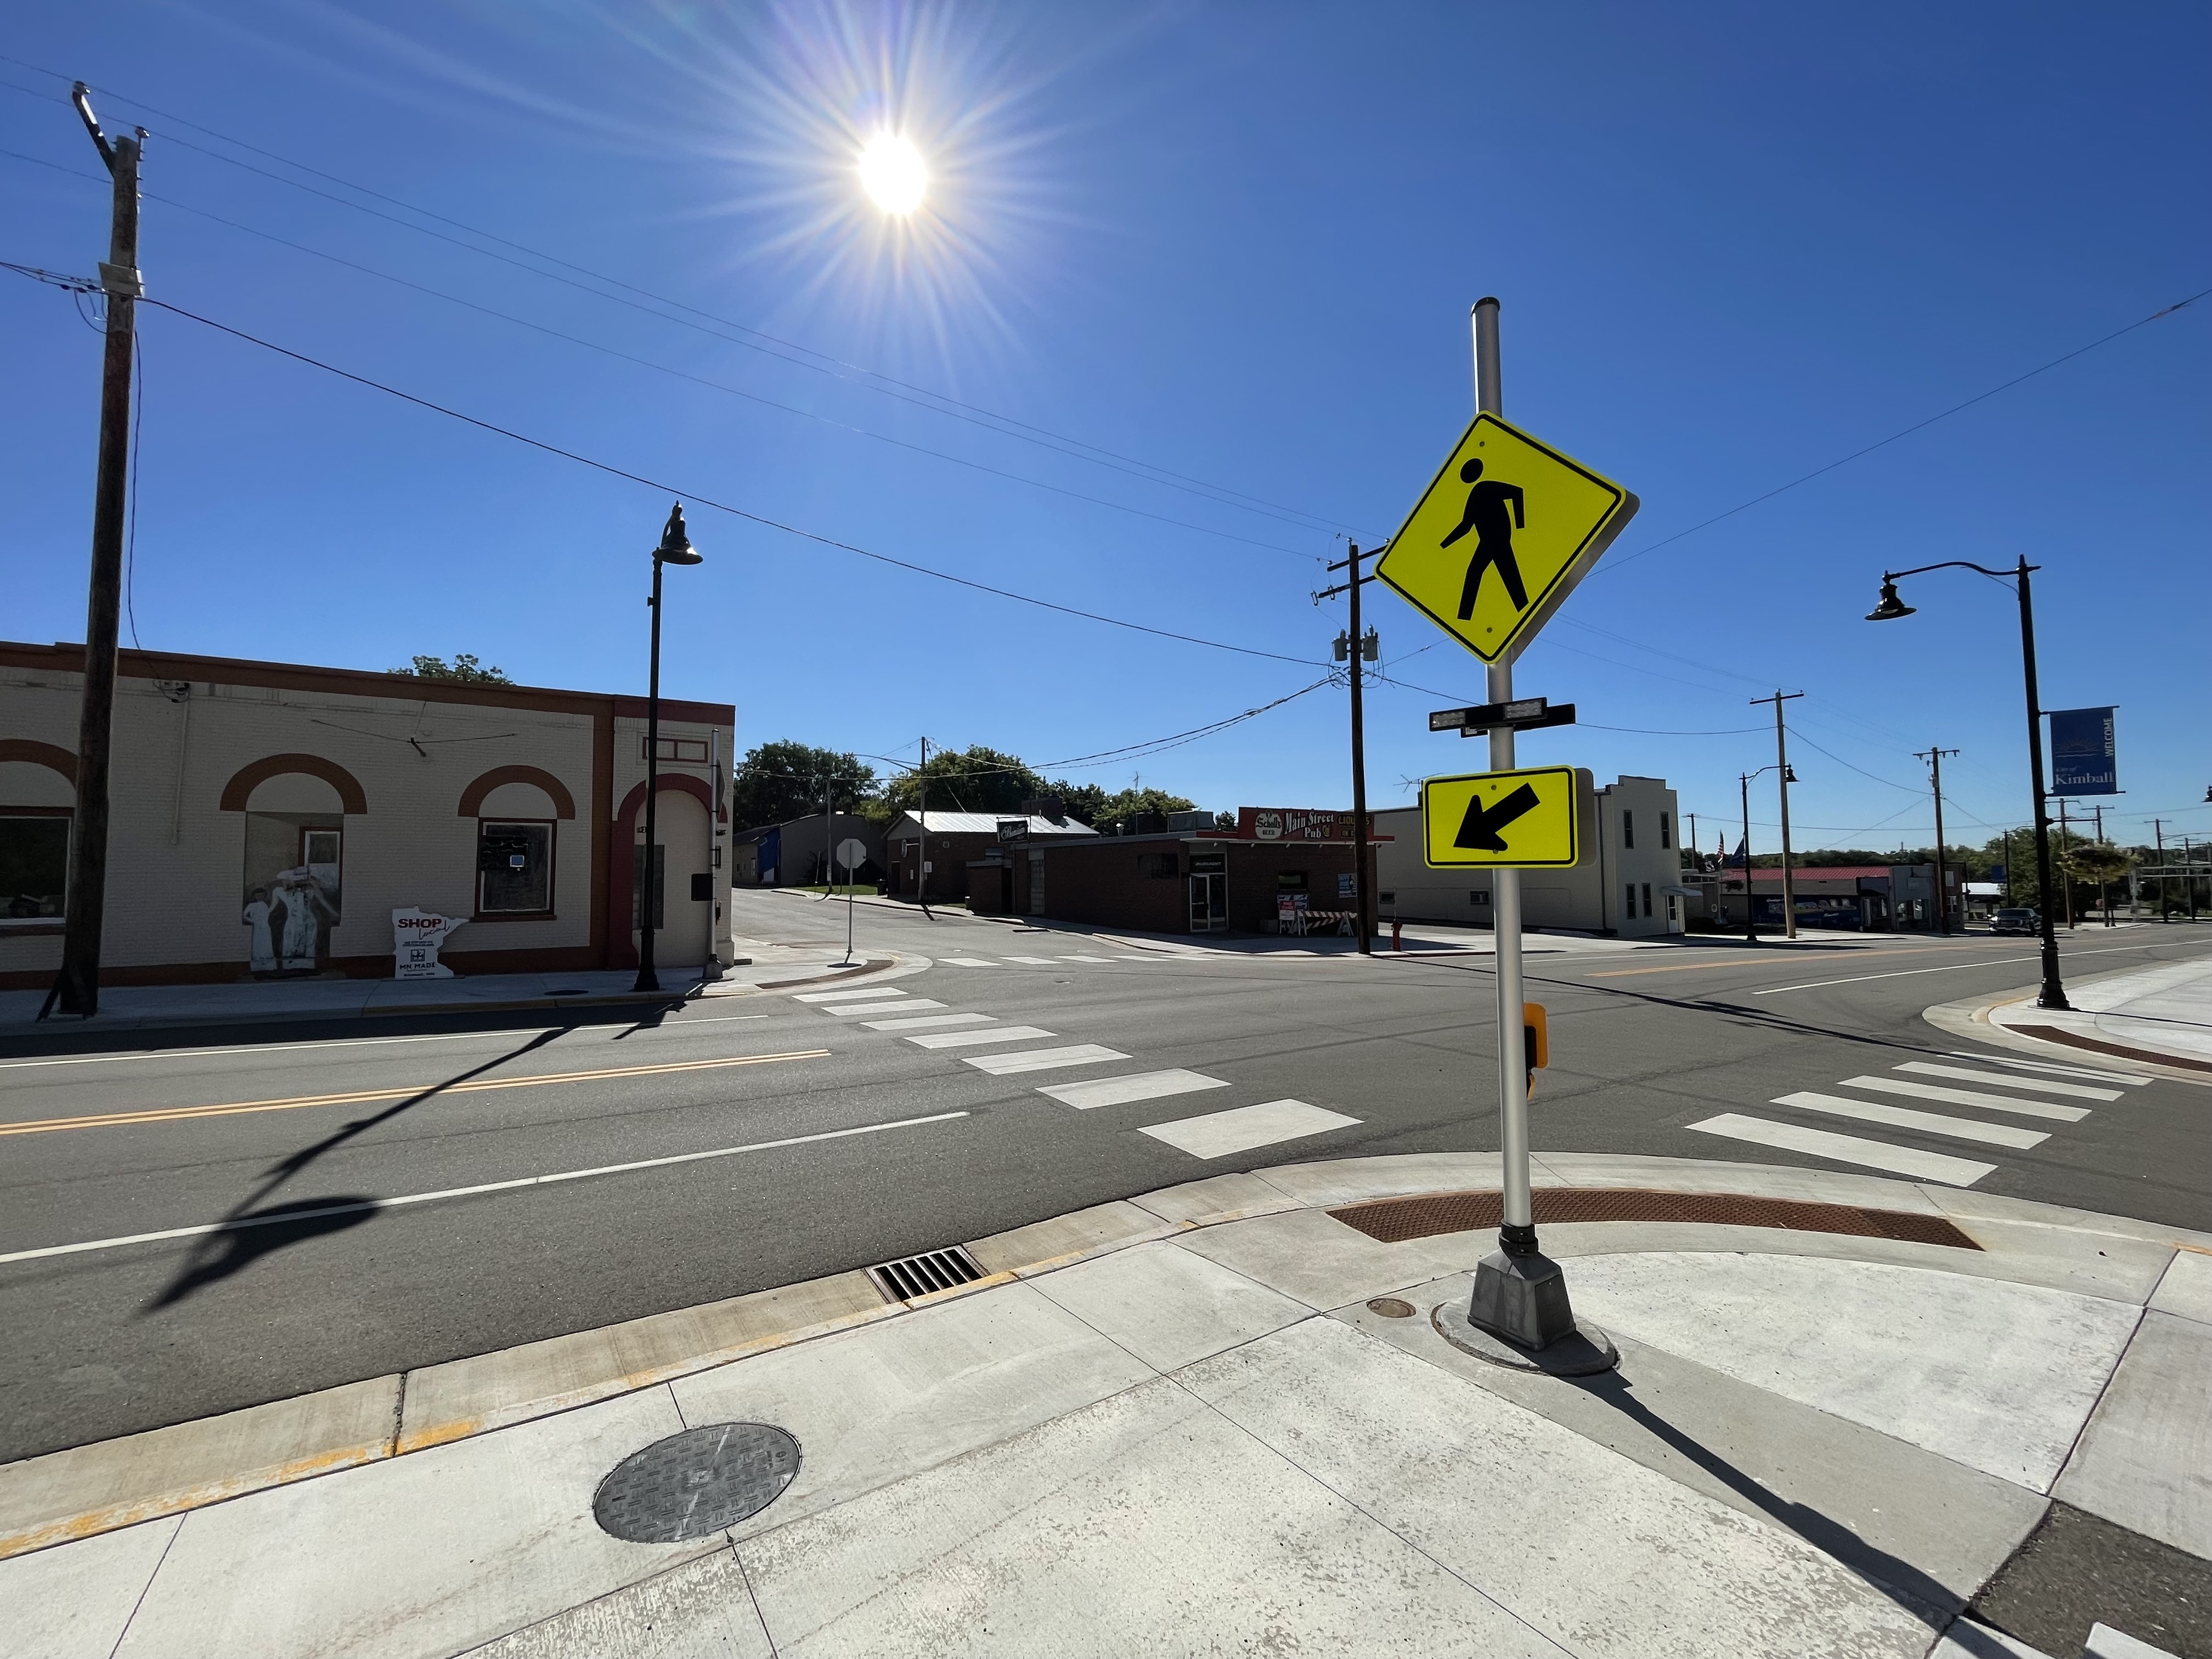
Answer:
[962, 1044, 1129, 1075]
[1772, 1091, 2050, 1149]
[1058, 955, 1114, 963]
[1036, 1070, 1231, 1110]
[1894, 1062, 2120, 1102]
[793, 987, 906, 1003]
[1138, 1099, 1361, 1160]
[1685, 1114, 1995, 1186]
[1005, 956, 1060, 964]
[1943, 1051, 2147, 1087]
[862, 1013, 995, 1031]
[1114, 954, 1169, 962]
[940, 958, 998, 967]
[1837, 1075, 2090, 1122]
[905, 1025, 1057, 1049]
[826, 999, 945, 1016]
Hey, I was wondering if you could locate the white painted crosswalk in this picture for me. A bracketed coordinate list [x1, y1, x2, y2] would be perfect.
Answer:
[963, 1044, 1131, 1076]
[791, 976, 1361, 1163]
[1687, 1047, 2140, 1187]
[1036, 1070, 1229, 1110]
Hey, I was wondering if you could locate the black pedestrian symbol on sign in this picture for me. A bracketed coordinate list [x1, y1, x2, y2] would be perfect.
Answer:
[1440, 459, 1527, 621]
[1454, 783, 1541, 852]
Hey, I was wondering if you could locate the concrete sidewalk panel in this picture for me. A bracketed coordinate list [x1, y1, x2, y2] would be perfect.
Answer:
[1340, 1279, 2045, 1614]
[1918, 1186, 2212, 1254]
[1565, 1252, 2140, 1491]
[0, 1372, 400, 1558]
[1180, 1317, 1939, 1657]
[1029, 1240, 1310, 1371]
[1124, 1170, 1304, 1226]
[2148, 1249, 2212, 1325]
[965, 1199, 1172, 1275]
[1171, 1206, 1466, 1310]
[737, 1375, 1571, 1658]
[1423, 1216, 2168, 1305]
[460, 1548, 771, 1659]
[670, 1280, 1154, 1541]
[2054, 1310, 2212, 1558]
[0, 1514, 179, 1659]
[398, 1272, 887, 1449]
[112, 1386, 696, 1659]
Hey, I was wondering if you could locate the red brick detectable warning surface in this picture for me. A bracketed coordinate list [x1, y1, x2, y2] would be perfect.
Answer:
[1328, 1188, 1982, 1250]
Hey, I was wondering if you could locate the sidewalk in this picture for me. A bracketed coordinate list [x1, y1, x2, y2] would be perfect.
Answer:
[0, 946, 896, 1036]
[6, 1152, 2205, 1658]
[1929, 951, 2212, 1078]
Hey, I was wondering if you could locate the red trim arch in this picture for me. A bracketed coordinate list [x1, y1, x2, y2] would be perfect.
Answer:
[218, 753, 368, 815]
[0, 740, 77, 786]
[458, 764, 577, 820]
[606, 773, 714, 968]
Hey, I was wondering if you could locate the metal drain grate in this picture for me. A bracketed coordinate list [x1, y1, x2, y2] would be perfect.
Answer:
[1329, 1188, 1980, 1251]
[593, 1421, 800, 1542]
[868, 1244, 987, 1302]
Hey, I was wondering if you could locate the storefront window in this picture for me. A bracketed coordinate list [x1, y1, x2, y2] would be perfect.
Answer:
[1, 816, 69, 918]
[479, 821, 554, 914]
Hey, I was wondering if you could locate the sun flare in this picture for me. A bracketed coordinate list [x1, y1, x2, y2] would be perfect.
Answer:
[858, 133, 928, 215]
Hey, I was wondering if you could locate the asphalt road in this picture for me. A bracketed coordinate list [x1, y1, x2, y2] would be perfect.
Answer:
[3, 889, 2208, 1463]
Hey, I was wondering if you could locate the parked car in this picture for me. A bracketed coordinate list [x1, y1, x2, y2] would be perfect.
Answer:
[1990, 906, 2039, 935]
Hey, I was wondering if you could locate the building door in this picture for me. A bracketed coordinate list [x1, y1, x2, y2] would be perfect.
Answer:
[1188, 871, 1226, 933]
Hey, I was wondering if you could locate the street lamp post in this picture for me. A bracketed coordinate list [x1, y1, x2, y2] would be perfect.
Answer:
[1865, 558, 2068, 1009]
[634, 504, 703, 994]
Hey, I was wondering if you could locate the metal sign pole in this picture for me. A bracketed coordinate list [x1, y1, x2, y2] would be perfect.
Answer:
[1444, 297, 1605, 1368]
[1471, 298, 1533, 1258]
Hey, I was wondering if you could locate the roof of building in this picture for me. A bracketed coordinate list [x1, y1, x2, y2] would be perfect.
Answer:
[892, 810, 1097, 837]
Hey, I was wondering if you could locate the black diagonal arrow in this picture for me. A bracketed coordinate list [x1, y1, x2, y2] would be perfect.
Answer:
[1454, 783, 1542, 853]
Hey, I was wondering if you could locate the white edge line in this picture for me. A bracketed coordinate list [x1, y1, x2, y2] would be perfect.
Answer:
[0, 1111, 969, 1266]
[1752, 939, 2212, 995]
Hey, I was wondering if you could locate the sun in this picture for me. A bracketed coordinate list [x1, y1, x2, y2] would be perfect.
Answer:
[857, 132, 928, 215]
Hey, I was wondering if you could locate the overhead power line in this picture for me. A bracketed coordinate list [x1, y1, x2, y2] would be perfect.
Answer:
[14, 277, 1317, 667]
[0, 144, 1322, 563]
[1598, 281, 2212, 578]
[0, 59, 1365, 543]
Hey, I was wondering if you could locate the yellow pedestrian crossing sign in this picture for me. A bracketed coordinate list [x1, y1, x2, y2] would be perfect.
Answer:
[1421, 766, 1584, 868]
[1376, 413, 1638, 666]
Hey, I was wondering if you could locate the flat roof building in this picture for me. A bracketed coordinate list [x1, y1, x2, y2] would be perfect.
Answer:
[1, 640, 735, 987]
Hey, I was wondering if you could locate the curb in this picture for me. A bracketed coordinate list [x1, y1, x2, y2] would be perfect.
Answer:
[0, 959, 902, 1041]
[1924, 977, 2212, 1086]
[7, 1150, 2209, 1563]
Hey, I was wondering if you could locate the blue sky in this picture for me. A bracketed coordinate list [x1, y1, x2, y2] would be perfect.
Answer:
[4, 3, 2206, 853]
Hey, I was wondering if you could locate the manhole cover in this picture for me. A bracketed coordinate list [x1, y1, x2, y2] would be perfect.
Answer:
[1366, 1297, 1415, 1319]
[593, 1422, 800, 1542]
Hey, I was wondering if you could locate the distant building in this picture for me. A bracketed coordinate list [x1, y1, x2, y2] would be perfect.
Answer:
[732, 812, 884, 887]
[975, 811, 1358, 934]
[885, 799, 1097, 902]
[1, 640, 735, 988]
[1713, 864, 1959, 932]
[1372, 774, 1686, 938]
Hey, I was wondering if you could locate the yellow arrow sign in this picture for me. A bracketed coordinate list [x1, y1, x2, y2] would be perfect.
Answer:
[1376, 413, 1638, 665]
[1421, 766, 1583, 868]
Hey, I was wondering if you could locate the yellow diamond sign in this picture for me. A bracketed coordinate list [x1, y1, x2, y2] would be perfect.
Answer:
[1376, 413, 1638, 665]
[1421, 766, 1584, 868]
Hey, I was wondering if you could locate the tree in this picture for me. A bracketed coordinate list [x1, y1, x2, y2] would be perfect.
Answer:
[730, 741, 877, 831]
[390, 653, 511, 684]
[874, 746, 1048, 822]
[2063, 842, 2132, 886]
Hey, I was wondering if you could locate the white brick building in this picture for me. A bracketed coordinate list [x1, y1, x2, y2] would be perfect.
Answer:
[1, 641, 735, 988]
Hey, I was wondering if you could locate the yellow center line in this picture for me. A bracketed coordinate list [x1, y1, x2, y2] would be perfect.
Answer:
[0, 1050, 832, 1138]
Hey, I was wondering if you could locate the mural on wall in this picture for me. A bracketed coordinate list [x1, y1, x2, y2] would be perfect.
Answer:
[242, 820, 342, 973]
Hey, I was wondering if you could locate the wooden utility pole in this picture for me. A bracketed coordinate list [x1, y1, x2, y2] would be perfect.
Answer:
[49, 87, 145, 1019]
[1346, 544, 1374, 955]
[1916, 746, 1960, 934]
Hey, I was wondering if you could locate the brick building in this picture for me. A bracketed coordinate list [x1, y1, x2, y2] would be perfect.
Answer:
[1, 641, 735, 987]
